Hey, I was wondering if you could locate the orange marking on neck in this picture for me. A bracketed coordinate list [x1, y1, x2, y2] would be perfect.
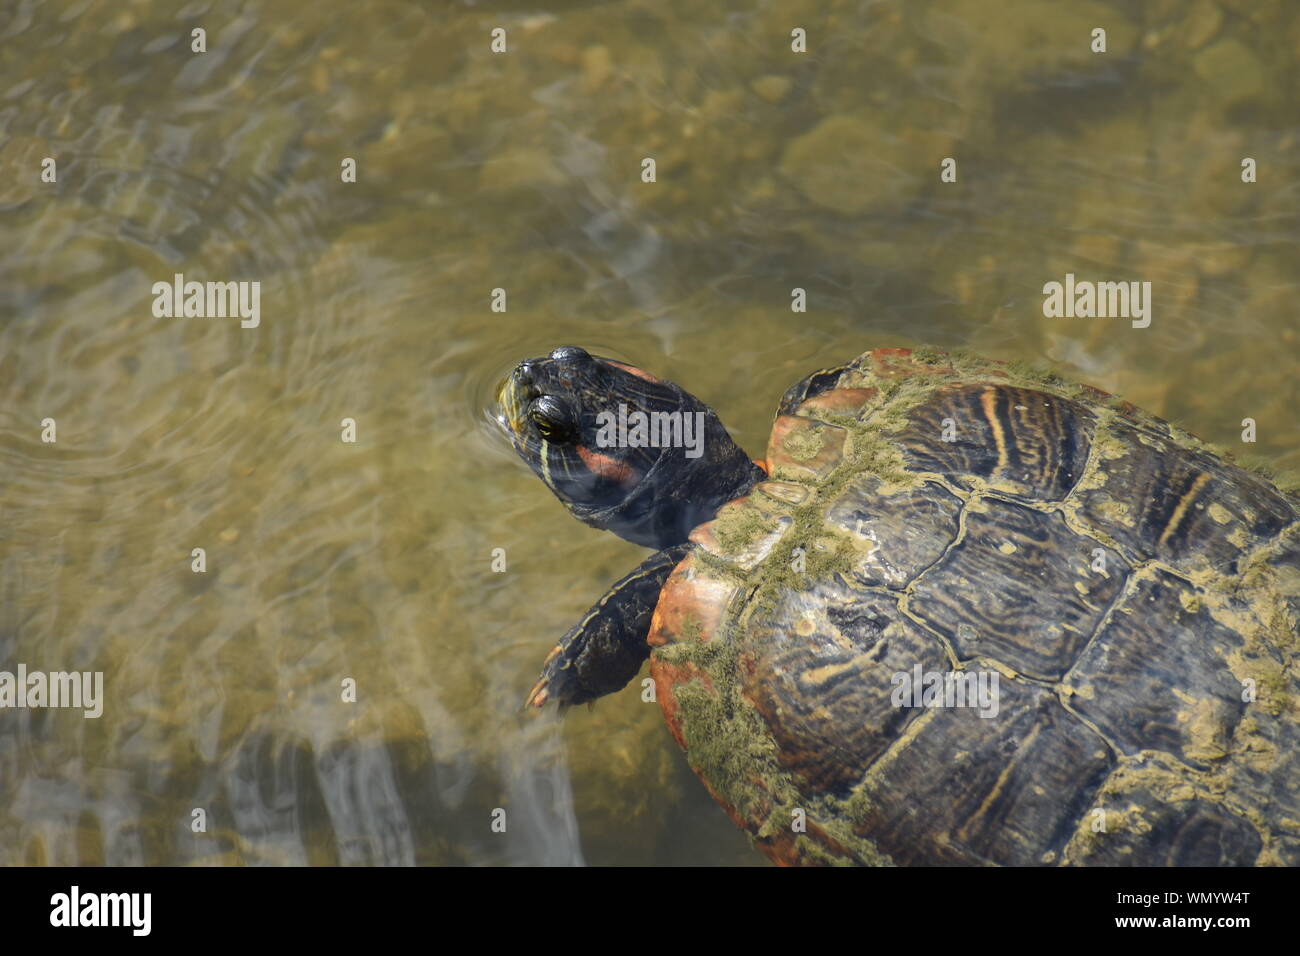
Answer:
[605, 360, 662, 384]
[576, 445, 636, 483]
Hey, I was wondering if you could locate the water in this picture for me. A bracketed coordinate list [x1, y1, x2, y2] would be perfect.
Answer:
[0, 0, 1295, 865]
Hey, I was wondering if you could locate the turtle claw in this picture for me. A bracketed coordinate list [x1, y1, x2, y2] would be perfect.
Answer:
[522, 644, 566, 710]
[523, 635, 594, 714]
[524, 679, 549, 710]
[524, 658, 579, 714]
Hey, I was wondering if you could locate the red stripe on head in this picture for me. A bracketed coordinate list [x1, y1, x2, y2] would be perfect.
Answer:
[575, 445, 637, 484]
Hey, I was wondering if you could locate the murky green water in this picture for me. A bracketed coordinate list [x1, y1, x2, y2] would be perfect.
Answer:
[0, 0, 1295, 865]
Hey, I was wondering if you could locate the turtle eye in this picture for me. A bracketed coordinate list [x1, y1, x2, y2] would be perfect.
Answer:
[529, 397, 576, 443]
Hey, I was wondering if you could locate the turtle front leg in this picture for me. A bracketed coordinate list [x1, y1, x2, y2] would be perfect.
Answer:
[526, 544, 690, 711]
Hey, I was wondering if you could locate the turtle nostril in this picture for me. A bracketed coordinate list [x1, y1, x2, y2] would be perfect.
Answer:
[514, 363, 539, 396]
[549, 346, 589, 364]
[517, 370, 540, 400]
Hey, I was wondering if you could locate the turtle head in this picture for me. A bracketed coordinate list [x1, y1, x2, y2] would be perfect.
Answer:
[498, 346, 765, 548]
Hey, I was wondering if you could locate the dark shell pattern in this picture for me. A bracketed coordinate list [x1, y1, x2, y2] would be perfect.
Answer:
[646, 348, 1300, 866]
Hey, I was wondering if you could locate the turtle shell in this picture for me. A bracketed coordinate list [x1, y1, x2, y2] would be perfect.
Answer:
[646, 347, 1300, 866]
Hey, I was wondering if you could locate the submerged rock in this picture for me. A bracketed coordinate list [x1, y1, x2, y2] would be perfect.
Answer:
[779, 113, 934, 215]
[1193, 37, 1267, 109]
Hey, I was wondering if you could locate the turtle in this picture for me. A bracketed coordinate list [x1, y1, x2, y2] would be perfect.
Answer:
[497, 344, 1300, 866]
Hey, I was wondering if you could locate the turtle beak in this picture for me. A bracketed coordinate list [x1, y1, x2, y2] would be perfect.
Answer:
[493, 377, 517, 437]
[488, 401, 513, 441]
[496, 369, 524, 436]
[496, 362, 542, 441]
